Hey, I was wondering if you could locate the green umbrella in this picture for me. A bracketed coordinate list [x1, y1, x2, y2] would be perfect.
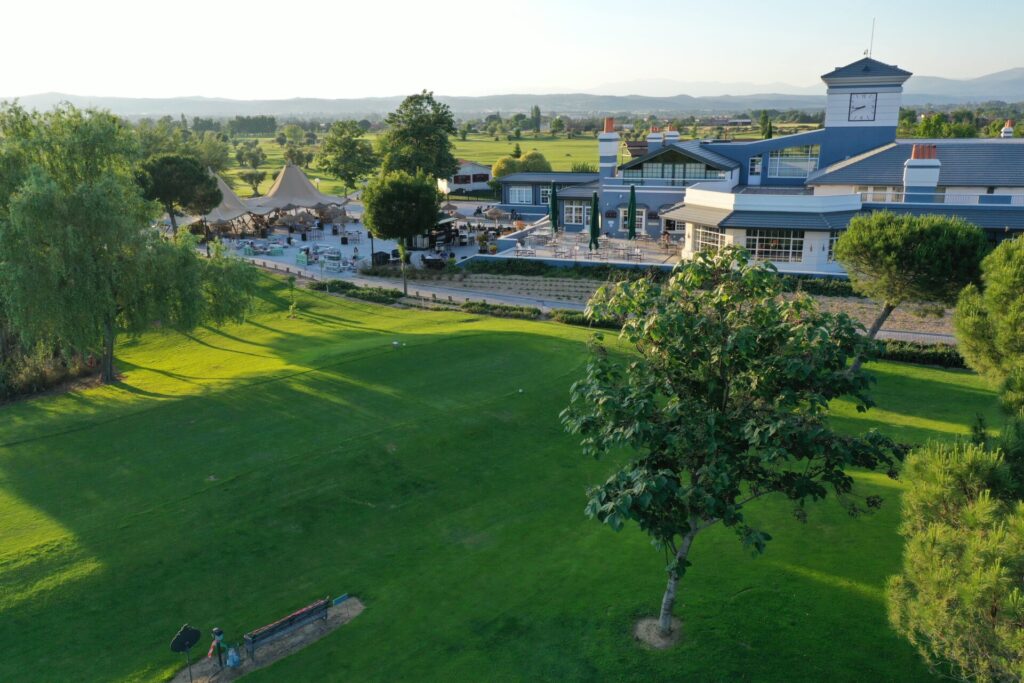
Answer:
[549, 184, 559, 234]
[588, 191, 600, 251]
[626, 184, 637, 240]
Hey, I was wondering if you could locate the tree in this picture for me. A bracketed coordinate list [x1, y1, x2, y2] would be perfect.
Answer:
[139, 154, 221, 230]
[490, 156, 521, 180]
[315, 120, 377, 197]
[518, 150, 552, 172]
[887, 440, 1024, 682]
[561, 246, 903, 638]
[835, 211, 988, 368]
[458, 124, 470, 141]
[511, 143, 522, 159]
[377, 90, 458, 180]
[530, 105, 542, 132]
[238, 170, 267, 197]
[954, 237, 1024, 413]
[549, 116, 566, 135]
[758, 110, 770, 137]
[189, 131, 231, 173]
[361, 170, 440, 295]
[282, 145, 310, 167]
[235, 140, 266, 169]
[281, 123, 305, 146]
[571, 162, 597, 173]
[764, 121, 773, 139]
[0, 105, 256, 383]
[275, 132, 287, 146]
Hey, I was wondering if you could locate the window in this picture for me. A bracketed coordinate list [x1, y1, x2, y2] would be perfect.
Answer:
[452, 174, 471, 185]
[623, 168, 642, 179]
[692, 224, 725, 253]
[564, 201, 591, 225]
[767, 145, 819, 178]
[643, 163, 664, 178]
[748, 156, 762, 176]
[539, 187, 551, 204]
[508, 185, 532, 204]
[618, 207, 647, 232]
[472, 173, 489, 183]
[828, 230, 843, 262]
[745, 229, 805, 262]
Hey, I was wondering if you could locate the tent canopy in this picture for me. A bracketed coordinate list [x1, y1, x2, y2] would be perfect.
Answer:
[203, 174, 251, 224]
[245, 165, 347, 213]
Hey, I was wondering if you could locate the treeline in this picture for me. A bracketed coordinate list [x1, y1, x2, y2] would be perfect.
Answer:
[898, 105, 1023, 138]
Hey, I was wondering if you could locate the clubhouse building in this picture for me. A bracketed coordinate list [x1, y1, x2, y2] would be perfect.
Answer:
[494, 57, 1024, 275]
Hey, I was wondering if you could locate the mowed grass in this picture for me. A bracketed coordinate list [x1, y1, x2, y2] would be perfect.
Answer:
[0, 275, 1002, 682]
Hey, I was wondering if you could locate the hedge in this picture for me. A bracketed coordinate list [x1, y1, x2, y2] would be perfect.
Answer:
[877, 340, 965, 368]
[307, 279, 403, 304]
[460, 301, 542, 320]
[549, 308, 623, 330]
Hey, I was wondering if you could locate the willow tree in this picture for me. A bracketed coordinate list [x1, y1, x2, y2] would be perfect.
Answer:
[0, 104, 256, 383]
[562, 247, 904, 638]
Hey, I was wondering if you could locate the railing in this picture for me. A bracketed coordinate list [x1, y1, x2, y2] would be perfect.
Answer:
[860, 192, 1024, 206]
[616, 174, 727, 186]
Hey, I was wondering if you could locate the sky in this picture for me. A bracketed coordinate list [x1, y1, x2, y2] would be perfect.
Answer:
[4, 0, 1023, 100]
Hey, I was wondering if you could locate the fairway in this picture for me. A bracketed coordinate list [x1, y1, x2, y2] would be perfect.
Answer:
[0, 275, 1001, 682]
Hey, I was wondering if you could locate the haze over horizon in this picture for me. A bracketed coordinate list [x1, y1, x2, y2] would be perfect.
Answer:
[5, 0, 1024, 101]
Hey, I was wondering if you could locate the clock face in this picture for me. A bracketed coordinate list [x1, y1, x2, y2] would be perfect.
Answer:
[848, 93, 878, 122]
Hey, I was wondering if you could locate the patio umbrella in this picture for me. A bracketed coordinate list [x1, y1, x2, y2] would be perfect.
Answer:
[626, 185, 637, 240]
[588, 191, 600, 251]
[549, 184, 559, 234]
[442, 202, 459, 213]
[484, 206, 505, 231]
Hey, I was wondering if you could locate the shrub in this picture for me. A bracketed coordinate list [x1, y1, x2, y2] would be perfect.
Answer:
[346, 286, 404, 304]
[550, 308, 623, 330]
[877, 340, 965, 368]
[460, 301, 541, 320]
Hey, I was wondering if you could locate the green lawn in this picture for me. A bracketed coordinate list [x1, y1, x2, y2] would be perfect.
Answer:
[0, 275, 1002, 681]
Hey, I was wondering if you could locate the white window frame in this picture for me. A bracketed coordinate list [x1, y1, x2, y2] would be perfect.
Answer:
[564, 201, 591, 225]
[618, 207, 647, 232]
[692, 224, 725, 252]
[767, 146, 820, 179]
[748, 155, 762, 176]
[827, 230, 843, 263]
[508, 185, 533, 205]
[539, 187, 551, 205]
[745, 228, 805, 262]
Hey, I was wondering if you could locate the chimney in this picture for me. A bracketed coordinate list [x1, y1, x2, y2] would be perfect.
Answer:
[1002, 119, 1015, 139]
[598, 117, 620, 179]
[902, 144, 941, 202]
[646, 126, 664, 155]
[663, 124, 680, 146]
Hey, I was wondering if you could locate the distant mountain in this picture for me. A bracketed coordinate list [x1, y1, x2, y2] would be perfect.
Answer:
[7, 68, 1023, 119]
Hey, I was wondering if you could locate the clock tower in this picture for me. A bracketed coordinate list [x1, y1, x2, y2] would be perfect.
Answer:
[821, 57, 912, 130]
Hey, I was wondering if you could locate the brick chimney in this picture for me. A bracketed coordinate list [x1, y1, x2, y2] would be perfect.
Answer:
[598, 117, 620, 179]
[902, 144, 941, 202]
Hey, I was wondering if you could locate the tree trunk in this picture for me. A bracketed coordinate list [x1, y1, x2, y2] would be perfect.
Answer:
[101, 317, 116, 384]
[851, 302, 896, 372]
[658, 529, 697, 635]
[166, 203, 178, 233]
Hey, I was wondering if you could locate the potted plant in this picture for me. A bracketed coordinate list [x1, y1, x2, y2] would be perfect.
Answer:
[477, 232, 490, 254]
[488, 243, 498, 254]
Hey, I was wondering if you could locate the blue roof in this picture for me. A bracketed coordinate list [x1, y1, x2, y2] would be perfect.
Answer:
[862, 205, 1024, 231]
[620, 140, 740, 171]
[809, 140, 1024, 187]
[820, 57, 912, 84]
[496, 172, 598, 185]
[662, 205, 856, 230]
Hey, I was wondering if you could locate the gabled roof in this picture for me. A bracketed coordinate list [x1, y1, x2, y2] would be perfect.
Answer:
[496, 172, 599, 185]
[619, 140, 740, 171]
[809, 139, 1024, 187]
[821, 57, 912, 85]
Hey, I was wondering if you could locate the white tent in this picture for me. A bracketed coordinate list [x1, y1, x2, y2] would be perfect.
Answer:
[245, 165, 347, 213]
[204, 174, 251, 224]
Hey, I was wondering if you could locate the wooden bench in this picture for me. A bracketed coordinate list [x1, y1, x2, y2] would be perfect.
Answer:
[243, 597, 330, 663]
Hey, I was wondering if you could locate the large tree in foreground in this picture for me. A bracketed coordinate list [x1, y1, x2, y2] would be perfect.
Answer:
[954, 237, 1024, 414]
[835, 211, 988, 369]
[377, 91, 458, 180]
[0, 105, 256, 383]
[361, 170, 440, 295]
[316, 120, 378, 197]
[887, 440, 1024, 682]
[562, 247, 904, 637]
